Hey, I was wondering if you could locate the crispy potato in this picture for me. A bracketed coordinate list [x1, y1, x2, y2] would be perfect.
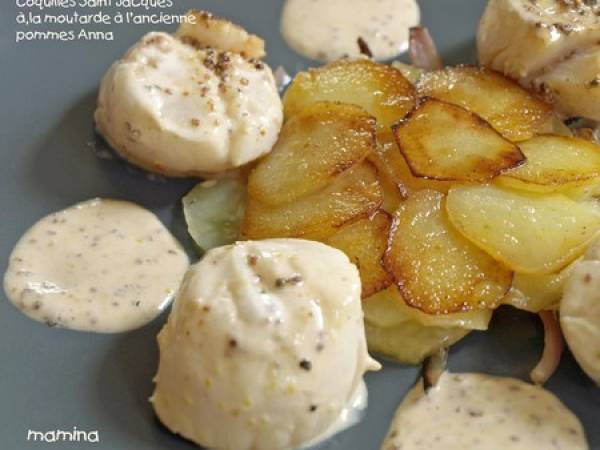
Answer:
[391, 61, 424, 84]
[326, 211, 393, 298]
[364, 286, 493, 330]
[369, 132, 454, 195]
[417, 66, 553, 141]
[550, 116, 573, 137]
[446, 184, 600, 274]
[377, 164, 405, 214]
[496, 135, 600, 193]
[497, 175, 600, 198]
[503, 259, 580, 313]
[384, 190, 512, 314]
[242, 162, 383, 240]
[283, 59, 416, 127]
[369, 132, 409, 213]
[248, 102, 376, 206]
[393, 98, 524, 182]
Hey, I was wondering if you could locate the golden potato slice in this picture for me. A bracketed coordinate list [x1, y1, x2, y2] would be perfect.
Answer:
[496, 135, 600, 193]
[369, 132, 453, 195]
[377, 165, 405, 214]
[248, 102, 376, 206]
[364, 286, 493, 330]
[384, 190, 512, 314]
[550, 116, 573, 137]
[391, 61, 424, 84]
[326, 211, 393, 298]
[365, 322, 468, 365]
[283, 59, 416, 127]
[393, 98, 524, 181]
[564, 179, 600, 201]
[446, 185, 600, 274]
[242, 162, 383, 240]
[503, 259, 580, 313]
[363, 289, 470, 364]
[417, 66, 553, 141]
[364, 287, 473, 365]
[183, 178, 247, 252]
[497, 175, 600, 197]
[502, 170, 600, 202]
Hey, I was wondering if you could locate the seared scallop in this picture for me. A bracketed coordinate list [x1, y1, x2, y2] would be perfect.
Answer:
[478, 0, 600, 120]
[95, 11, 283, 177]
[561, 239, 600, 385]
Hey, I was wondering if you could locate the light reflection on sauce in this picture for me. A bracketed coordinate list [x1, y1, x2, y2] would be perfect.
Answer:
[3, 199, 189, 333]
[280, 0, 420, 62]
[381, 372, 588, 450]
[300, 381, 368, 449]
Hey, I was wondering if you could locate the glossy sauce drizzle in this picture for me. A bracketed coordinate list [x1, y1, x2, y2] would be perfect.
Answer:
[381, 372, 588, 450]
[4, 199, 189, 333]
[280, 0, 420, 62]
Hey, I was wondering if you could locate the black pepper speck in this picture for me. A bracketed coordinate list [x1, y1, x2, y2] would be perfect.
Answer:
[299, 359, 312, 371]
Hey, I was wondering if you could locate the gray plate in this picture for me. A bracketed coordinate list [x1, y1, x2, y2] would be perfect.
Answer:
[0, 1, 598, 449]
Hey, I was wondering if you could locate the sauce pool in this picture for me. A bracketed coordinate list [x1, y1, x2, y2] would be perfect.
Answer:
[381, 372, 588, 450]
[3, 199, 189, 333]
[280, 0, 420, 62]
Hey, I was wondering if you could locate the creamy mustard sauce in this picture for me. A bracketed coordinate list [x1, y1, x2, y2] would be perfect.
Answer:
[3, 199, 189, 333]
[280, 0, 420, 62]
[381, 372, 588, 450]
[300, 381, 367, 449]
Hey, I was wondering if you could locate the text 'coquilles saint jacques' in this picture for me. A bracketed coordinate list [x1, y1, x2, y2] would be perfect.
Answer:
[15, 0, 196, 42]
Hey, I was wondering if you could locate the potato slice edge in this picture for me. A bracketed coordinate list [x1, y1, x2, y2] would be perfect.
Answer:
[326, 210, 394, 298]
[283, 58, 416, 128]
[242, 161, 383, 241]
[384, 189, 512, 314]
[446, 184, 600, 274]
[417, 65, 553, 142]
[248, 101, 377, 206]
[497, 134, 600, 191]
[392, 98, 525, 182]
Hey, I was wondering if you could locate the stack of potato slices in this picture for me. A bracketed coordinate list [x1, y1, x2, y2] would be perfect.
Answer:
[224, 59, 600, 363]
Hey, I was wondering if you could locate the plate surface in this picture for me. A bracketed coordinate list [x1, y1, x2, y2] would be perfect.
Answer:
[0, 1, 598, 449]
